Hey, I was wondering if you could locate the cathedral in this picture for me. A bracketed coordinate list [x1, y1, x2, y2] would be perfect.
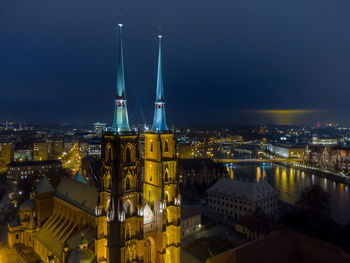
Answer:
[7, 24, 181, 263]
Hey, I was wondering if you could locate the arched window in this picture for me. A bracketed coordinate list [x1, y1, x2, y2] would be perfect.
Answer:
[125, 246, 130, 261]
[164, 171, 168, 182]
[150, 141, 153, 152]
[126, 177, 131, 190]
[106, 144, 112, 162]
[125, 224, 131, 240]
[126, 147, 131, 163]
[106, 175, 112, 190]
[149, 165, 152, 182]
[125, 202, 130, 217]
[164, 140, 169, 153]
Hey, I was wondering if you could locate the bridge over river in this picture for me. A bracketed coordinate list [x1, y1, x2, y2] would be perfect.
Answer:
[213, 158, 303, 163]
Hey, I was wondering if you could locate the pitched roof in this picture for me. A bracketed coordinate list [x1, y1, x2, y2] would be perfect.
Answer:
[7, 160, 61, 167]
[34, 176, 54, 194]
[19, 199, 34, 212]
[206, 228, 350, 263]
[75, 171, 86, 184]
[55, 178, 99, 215]
[207, 178, 278, 202]
[181, 207, 201, 220]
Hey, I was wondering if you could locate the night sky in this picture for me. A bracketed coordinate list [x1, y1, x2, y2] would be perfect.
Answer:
[1, 0, 350, 127]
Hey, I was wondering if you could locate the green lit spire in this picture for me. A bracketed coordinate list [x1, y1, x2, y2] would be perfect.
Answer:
[112, 24, 130, 132]
[151, 35, 168, 132]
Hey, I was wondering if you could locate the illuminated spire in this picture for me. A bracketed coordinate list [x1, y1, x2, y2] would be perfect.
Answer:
[151, 35, 168, 132]
[112, 24, 131, 132]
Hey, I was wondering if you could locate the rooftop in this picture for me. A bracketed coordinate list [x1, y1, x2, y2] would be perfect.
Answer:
[207, 178, 278, 202]
[206, 228, 350, 263]
[181, 207, 201, 220]
[7, 160, 61, 167]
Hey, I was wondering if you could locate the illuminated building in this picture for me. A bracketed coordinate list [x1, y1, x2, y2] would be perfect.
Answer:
[6, 160, 62, 187]
[266, 143, 305, 159]
[7, 24, 180, 263]
[88, 138, 101, 158]
[93, 122, 107, 135]
[5, 119, 15, 130]
[311, 136, 338, 146]
[0, 140, 14, 171]
[48, 138, 63, 160]
[33, 140, 48, 161]
[181, 207, 202, 239]
[207, 178, 278, 221]
[14, 148, 33, 161]
[142, 33, 181, 263]
[305, 145, 350, 171]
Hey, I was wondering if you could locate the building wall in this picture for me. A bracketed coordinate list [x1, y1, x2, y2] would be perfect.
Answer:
[144, 132, 181, 263]
[181, 214, 201, 239]
[33, 142, 48, 161]
[208, 192, 278, 220]
[0, 142, 14, 171]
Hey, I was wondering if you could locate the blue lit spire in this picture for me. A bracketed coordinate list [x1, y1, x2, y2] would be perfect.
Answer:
[112, 24, 131, 133]
[151, 35, 169, 132]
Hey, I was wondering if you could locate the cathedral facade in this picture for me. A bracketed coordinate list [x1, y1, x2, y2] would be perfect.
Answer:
[8, 25, 180, 263]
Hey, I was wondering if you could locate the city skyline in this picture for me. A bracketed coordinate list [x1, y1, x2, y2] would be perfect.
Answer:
[1, 0, 350, 126]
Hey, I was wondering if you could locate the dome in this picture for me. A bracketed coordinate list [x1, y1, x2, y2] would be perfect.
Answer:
[68, 249, 94, 263]
[68, 234, 94, 263]
[19, 199, 34, 212]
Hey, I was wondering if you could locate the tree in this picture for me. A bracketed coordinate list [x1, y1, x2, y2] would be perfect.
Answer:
[296, 184, 331, 222]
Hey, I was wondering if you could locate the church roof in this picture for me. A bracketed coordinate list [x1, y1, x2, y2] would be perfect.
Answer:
[143, 202, 155, 224]
[151, 35, 169, 132]
[34, 176, 54, 194]
[55, 178, 99, 215]
[206, 228, 350, 263]
[207, 178, 278, 202]
[36, 213, 79, 258]
[69, 247, 94, 263]
[35, 214, 96, 260]
[19, 199, 34, 212]
[75, 171, 86, 184]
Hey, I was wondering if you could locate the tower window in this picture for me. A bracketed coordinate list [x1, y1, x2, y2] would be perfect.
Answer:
[149, 165, 152, 182]
[126, 147, 131, 163]
[125, 202, 130, 217]
[164, 140, 169, 153]
[150, 141, 153, 152]
[126, 177, 131, 190]
[126, 224, 130, 239]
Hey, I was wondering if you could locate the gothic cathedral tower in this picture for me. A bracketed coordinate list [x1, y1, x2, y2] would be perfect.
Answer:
[143, 35, 181, 263]
[100, 27, 180, 263]
[100, 24, 144, 263]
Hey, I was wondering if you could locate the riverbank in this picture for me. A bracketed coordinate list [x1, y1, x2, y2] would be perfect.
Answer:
[275, 162, 350, 185]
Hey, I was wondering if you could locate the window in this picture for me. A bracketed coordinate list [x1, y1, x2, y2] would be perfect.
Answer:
[126, 147, 131, 163]
[150, 141, 153, 152]
[125, 202, 130, 217]
[126, 177, 131, 190]
[164, 140, 169, 152]
[125, 224, 130, 239]
[16, 234, 19, 239]
[149, 165, 152, 182]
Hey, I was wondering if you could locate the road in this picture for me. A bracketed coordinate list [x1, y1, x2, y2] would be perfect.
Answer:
[59, 143, 81, 174]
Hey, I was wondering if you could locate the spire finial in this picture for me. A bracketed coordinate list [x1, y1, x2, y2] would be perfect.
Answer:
[151, 31, 168, 132]
[112, 21, 131, 133]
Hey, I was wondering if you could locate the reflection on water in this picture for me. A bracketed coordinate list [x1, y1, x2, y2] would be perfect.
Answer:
[228, 163, 350, 225]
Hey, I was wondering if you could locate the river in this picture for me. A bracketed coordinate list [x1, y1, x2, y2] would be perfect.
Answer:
[228, 162, 350, 225]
